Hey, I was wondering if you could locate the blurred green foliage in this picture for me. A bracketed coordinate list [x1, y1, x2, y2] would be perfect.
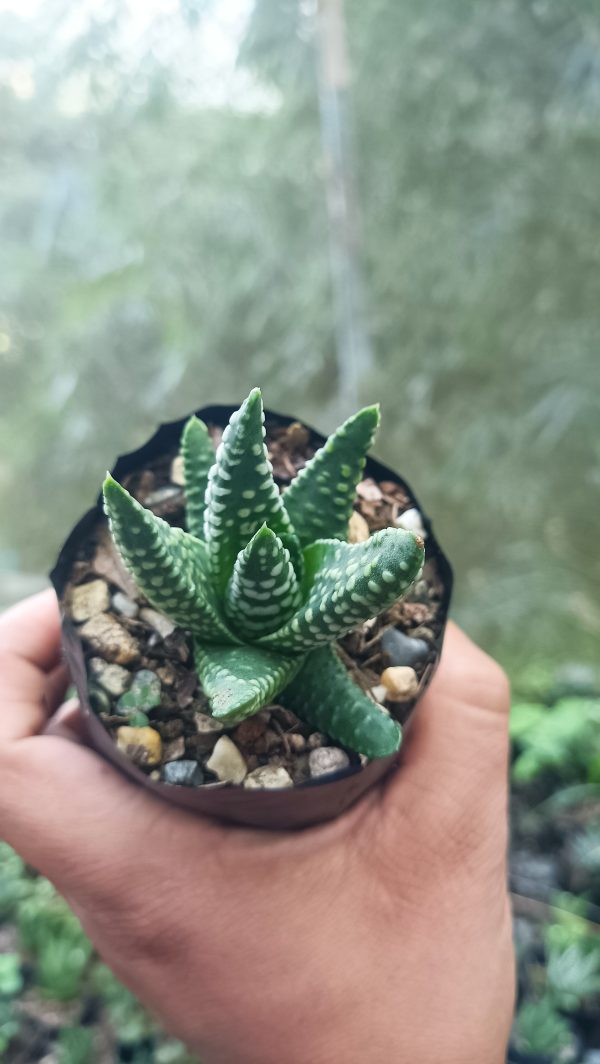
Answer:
[0, 0, 599, 671]
[510, 696, 600, 783]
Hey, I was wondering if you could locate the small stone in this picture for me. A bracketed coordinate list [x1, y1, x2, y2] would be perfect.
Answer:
[194, 711, 225, 735]
[370, 684, 388, 704]
[157, 663, 177, 687]
[206, 736, 247, 784]
[144, 485, 183, 507]
[381, 666, 419, 701]
[116, 669, 162, 713]
[162, 737, 186, 762]
[348, 511, 370, 543]
[244, 765, 294, 790]
[162, 760, 204, 787]
[233, 716, 268, 747]
[287, 733, 306, 753]
[307, 732, 327, 749]
[139, 608, 176, 639]
[111, 592, 139, 619]
[79, 614, 140, 666]
[116, 726, 162, 768]
[129, 711, 150, 726]
[309, 747, 351, 778]
[88, 686, 112, 714]
[290, 754, 311, 785]
[88, 657, 131, 697]
[356, 478, 382, 502]
[169, 455, 186, 486]
[68, 579, 110, 622]
[381, 628, 430, 667]
[395, 506, 426, 537]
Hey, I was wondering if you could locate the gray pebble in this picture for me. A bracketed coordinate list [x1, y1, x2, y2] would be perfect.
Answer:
[381, 628, 429, 667]
[307, 732, 327, 749]
[308, 747, 351, 778]
[162, 760, 204, 787]
[111, 591, 139, 619]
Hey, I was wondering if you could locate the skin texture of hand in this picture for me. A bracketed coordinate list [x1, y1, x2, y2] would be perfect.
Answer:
[0, 591, 514, 1064]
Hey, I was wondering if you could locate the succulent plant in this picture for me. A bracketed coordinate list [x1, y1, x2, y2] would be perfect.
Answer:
[103, 388, 424, 759]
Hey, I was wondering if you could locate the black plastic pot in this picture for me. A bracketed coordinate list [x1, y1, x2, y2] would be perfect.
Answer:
[50, 403, 453, 830]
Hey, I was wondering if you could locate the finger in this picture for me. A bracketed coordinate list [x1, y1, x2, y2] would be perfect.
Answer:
[0, 589, 62, 672]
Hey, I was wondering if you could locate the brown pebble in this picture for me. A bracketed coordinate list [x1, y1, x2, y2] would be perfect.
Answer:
[233, 716, 267, 746]
[79, 614, 140, 666]
[348, 511, 370, 544]
[162, 737, 186, 763]
[159, 719, 184, 740]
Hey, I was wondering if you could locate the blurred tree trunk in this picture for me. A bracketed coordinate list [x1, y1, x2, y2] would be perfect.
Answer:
[316, 0, 372, 410]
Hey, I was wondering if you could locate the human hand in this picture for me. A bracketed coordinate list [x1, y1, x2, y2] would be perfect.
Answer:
[0, 590, 514, 1064]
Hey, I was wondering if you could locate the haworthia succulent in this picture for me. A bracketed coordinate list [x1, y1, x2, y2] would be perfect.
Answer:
[282, 405, 380, 546]
[225, 525, 302, 638]
[194, 642, 303, 723]
[103, 476, 238, 643]
[258, 528, 424, 652]
[180, 415, 215, 539]
[282, 646, 402, 759]
[204, 388, 293, 593]
[103, 388, 427, 762]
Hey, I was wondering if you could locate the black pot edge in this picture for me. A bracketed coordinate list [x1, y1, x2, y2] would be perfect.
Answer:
[50, 402, 453, 830]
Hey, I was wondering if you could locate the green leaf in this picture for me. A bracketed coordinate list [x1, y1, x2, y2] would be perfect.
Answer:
[180, 415, 215, 539]
[204, 388, 294, 591]
[282, 405, 380, 546]
[194, 641, 304, 723]
[103, 476, 238, 642]
[225, 525, 302, 638]
[282, 646, 402, 758]
[259, 527, 424, 652]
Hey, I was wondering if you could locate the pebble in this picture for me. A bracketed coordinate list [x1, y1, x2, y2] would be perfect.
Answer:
[129, 711, 149, 727]
[381, 628, 430, 668]
[370, 684, 389, 705]
[116, 726, 162, 768]
[307, 732, 327, 749]
[162, 737, 186, 762]
[111, 591, 139, 619]
[143, 486, 183, 508]
[88, 657, 131, 697]
[140, 608, 176, 639]
[68, 579, 110, 622]
[79, 614, 140, 666]
[244, 765, 294, 790]
[157, 663, 178, 687]
[380, 666, 419, 701]
[511, 850, 560, 893]
[287, 733, 306, 753]
[169, 455, 186, 486]
[206, 736, 247, 784]
[583, 1053, 600, 1064]
[395, 506, 427, 537]
[116, 669, 162, 713]
[233, 716, 268, 746]
[348, 511, 370, 543]
[194, 711, 226, 735]
[162, 760, 204, 787]
[88, 686, 111, 714]
[308, 747, 351, 778]
[356, 478, 382, 502]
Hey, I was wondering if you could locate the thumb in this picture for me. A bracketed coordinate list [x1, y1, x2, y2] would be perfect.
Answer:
[384, 621, 510, 809]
